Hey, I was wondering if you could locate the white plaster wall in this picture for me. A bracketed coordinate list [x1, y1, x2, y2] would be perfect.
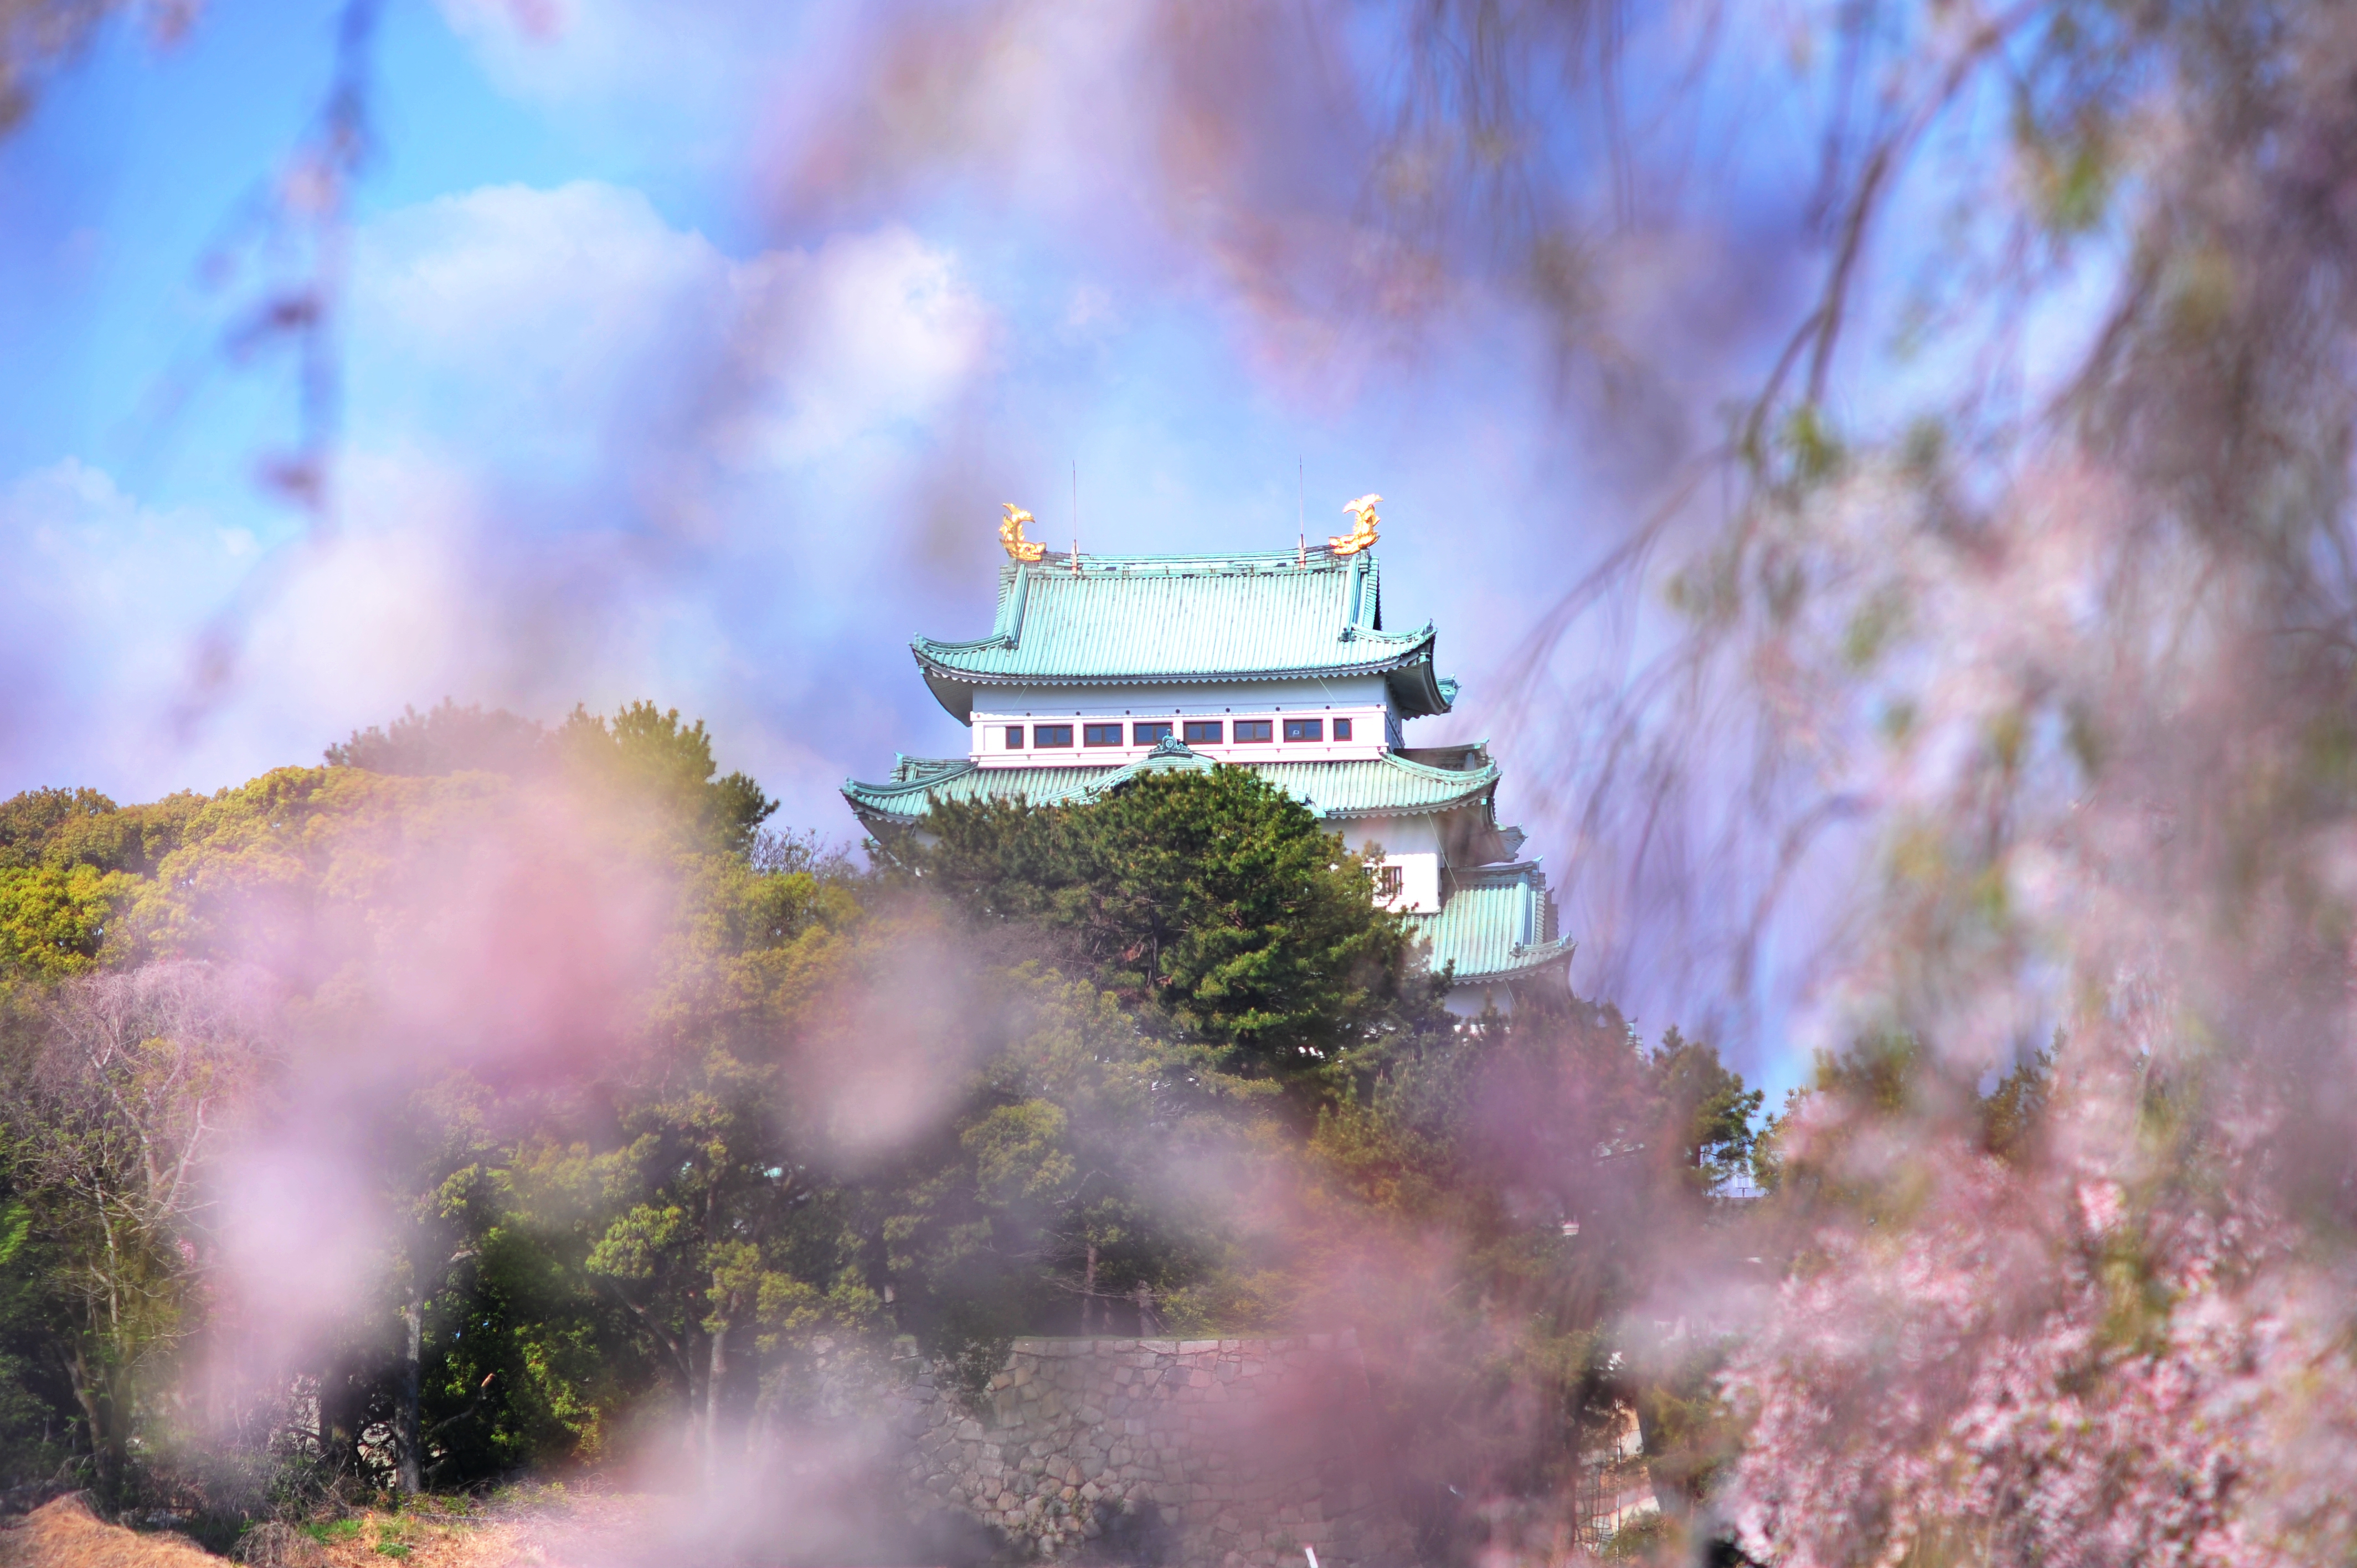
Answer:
[971, 677, 1398, 766]
[990, 677, 1391, 714]
[1334, 815, 1442, 860]
[1368, 852, 1440, 914]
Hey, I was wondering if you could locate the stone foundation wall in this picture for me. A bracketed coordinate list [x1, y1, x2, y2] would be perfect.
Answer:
[887, 1335, 1407, 1568]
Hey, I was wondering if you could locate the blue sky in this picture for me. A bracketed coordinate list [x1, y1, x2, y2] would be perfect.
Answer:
[0, 0, 1864, 1091]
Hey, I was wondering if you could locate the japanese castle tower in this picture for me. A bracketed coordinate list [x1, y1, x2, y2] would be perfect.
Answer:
[842, 501, 1573, 1014]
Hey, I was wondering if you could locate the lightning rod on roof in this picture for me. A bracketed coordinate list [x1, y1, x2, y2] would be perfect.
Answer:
[1298, 458, 1305, 565]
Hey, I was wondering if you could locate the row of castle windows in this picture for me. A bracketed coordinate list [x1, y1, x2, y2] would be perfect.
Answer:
[1005, 717, 1352, 749]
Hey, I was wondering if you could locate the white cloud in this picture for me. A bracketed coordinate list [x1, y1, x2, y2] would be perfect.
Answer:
[351, 182, 990, 477]
[4, 458, 227, 610]
[721, 226, 993, 466]
[0, 461, 245, 794]
[0, 452, 646, 800]
[362, 183, 708, 384]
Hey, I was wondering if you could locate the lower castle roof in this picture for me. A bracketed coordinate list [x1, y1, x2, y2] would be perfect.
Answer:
[1403, 860, 1576, 984]
[843, 741, 1503, 828]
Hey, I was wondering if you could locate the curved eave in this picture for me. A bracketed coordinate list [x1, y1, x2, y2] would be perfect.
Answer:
[909, 628, 1449, 721]
[847, 791, 974, 840]
[1440, 936, 1577, 985]
[840, 759, 984, 823]
[1452, 817, 1520, 869]
[1328, 751, 1510, 862]
[920, 668, 979, 724]
[1318, 795, 1491, 824]
[1313, 753, 1499, 821]
[1383, 659, 1457, 720]
[842, 759, 1141, 828]
[843, 751, 1504, 830]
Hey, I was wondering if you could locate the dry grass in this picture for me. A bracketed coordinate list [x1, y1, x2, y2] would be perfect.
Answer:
[0, 1495, 567, 1568]
[291, 1489, 666, 1567]
[0, 1496, 225, 1568]
[287, 1509, 526, 1568]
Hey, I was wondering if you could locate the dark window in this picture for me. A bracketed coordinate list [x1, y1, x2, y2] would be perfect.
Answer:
[1284, 718, 1324, 742]
[1035, 724, 1073, 748]
[1233, 720, 1273, 743]
[1377, 864, 1404, 900]
[1005, 725, 1025, 749]
[1084, 723, 1123, 747]
[1183, 720, 1222, 744]
[1334, 717, 1354, 741]
[1134, 721, 1174, 745]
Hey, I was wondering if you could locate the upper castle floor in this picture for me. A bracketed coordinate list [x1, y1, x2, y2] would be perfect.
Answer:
[909, 549, 1458, 752]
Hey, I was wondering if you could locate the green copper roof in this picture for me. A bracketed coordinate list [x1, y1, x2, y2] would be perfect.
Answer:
[842, 742, 1501, 827]
[1406, 861, 1574, 984]
[912, 549, 1455, 721]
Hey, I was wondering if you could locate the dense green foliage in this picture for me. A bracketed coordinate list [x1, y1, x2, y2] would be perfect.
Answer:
[0, 705, 1760, 1554]
[322, 696, 776, 853]
[323, 699, 550, 778]
[907, 768, 1445, 1090]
